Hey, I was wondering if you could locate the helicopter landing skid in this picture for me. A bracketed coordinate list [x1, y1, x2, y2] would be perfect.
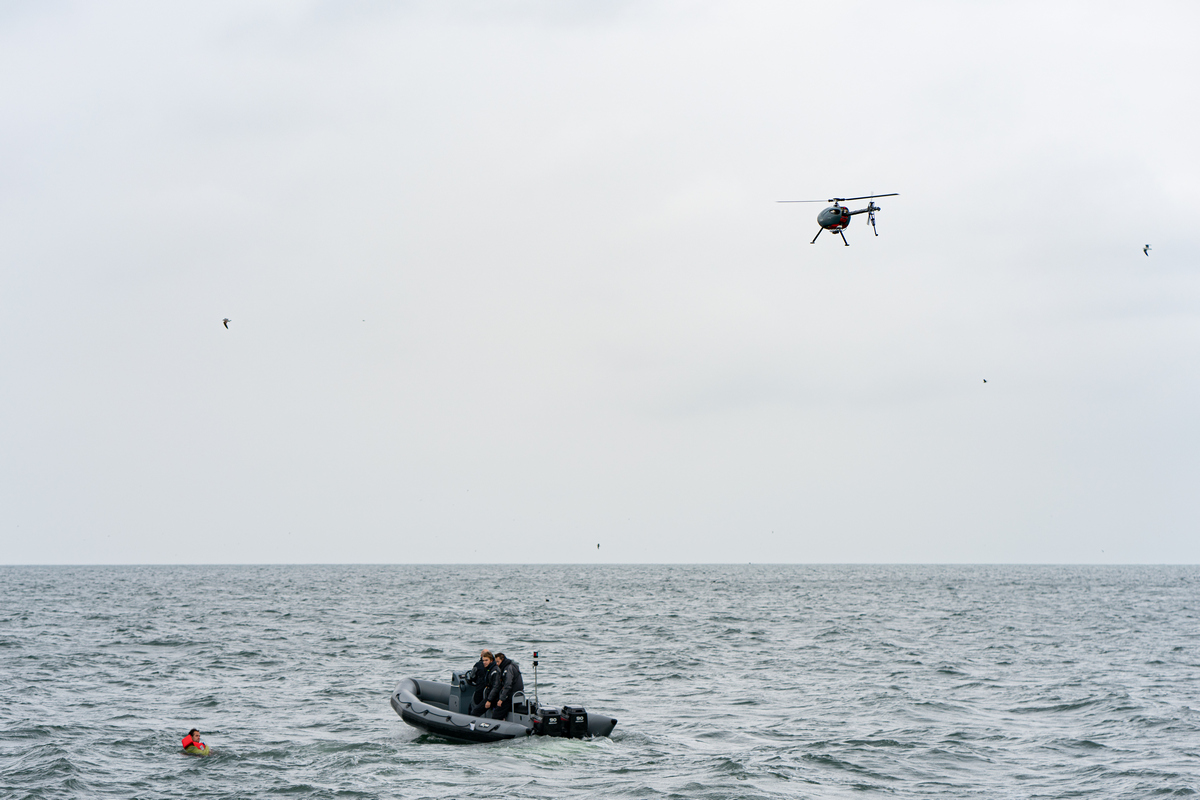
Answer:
[811, 228, 851, 246]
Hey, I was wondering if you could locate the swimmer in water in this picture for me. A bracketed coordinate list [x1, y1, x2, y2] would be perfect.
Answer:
[181, 728, 207, 754]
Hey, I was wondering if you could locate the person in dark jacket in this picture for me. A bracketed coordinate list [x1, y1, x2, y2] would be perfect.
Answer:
[480, 659, 502, 716]
[486, 652, 524, 718]
[465, 649, 496, 717]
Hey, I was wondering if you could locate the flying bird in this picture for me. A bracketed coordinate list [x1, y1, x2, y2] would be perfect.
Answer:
[1144, 244, 1151, 256]
[222, 318, 230, 329]
[983, 379, 987, 383]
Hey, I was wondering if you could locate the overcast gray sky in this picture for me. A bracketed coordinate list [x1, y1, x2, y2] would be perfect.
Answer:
[2, 1, 1198, 565]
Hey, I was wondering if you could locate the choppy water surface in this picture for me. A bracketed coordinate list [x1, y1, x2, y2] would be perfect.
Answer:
[1, 564, 1198, 799]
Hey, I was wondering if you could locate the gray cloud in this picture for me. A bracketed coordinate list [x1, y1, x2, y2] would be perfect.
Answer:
[2, 1, 1198, 564]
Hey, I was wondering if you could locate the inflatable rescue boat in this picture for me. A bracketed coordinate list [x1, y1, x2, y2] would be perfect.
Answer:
[390, 670, 618, 744]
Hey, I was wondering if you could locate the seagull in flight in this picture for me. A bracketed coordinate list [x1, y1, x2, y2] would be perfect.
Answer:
[1144, 244, 1151, 256]
[222, 318, 231, 329]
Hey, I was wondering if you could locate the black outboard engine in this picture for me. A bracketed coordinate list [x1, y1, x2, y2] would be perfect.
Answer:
[561, 705, 589, 738]
[531, 706, 562, 736]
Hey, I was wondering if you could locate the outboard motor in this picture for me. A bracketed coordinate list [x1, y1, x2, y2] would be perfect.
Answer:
[561, 705, 589, 738]
[531, 706, 562, 736]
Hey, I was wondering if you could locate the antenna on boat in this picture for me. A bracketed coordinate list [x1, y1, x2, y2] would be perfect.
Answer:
[532, 650, 539, 707]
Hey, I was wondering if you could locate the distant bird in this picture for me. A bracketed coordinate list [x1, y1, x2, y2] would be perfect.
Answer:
[1144, 244, 1151, 256]
[983, 379, 987, 383]
[222, 318, 230, 329]
[597, 543, 600, 549]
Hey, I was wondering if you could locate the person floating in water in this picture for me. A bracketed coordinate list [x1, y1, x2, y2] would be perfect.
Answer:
[181, 728, 208, 755]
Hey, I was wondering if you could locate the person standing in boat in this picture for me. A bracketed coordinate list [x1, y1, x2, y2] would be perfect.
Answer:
[465, 649, 496, 717]
[486, 652, 524, 719]
[478, 657, 502, 717]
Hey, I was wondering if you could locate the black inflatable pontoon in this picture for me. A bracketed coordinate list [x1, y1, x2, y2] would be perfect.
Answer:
[391, 671, 618, 744]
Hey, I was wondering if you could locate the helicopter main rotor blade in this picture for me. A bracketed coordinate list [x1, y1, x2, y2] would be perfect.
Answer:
[831, 193, 899, 202]
[776, 200, 827, 203]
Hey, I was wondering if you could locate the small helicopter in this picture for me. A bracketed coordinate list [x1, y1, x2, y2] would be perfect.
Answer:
[778, 193, 899, 246]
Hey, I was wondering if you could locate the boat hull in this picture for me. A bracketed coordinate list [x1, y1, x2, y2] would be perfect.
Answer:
[391, 678, 531, 742]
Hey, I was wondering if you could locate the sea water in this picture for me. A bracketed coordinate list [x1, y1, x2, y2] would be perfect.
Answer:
[1, 564, 1197, 799]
